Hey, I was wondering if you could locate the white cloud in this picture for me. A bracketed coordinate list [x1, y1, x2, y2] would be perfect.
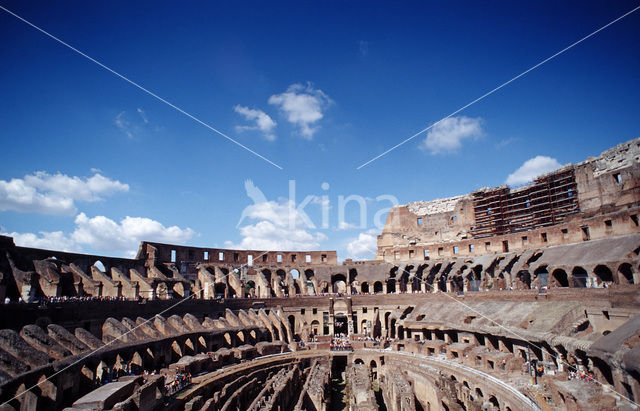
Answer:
[4, 213, 195, 257]
[227, 200, 326, 250]
[0, 171, 129, 215]
[6, 231, 79, 252]
[137, 108, 149, 124]
[268, 83, 332, 139]
[506, 156, 563, 186]
[233, 105, 277, 141]
[337, 221, 358, 230]
[421, 116, 483, 154]
[346, 229, 379, 260]
[115, 111, 133, 138]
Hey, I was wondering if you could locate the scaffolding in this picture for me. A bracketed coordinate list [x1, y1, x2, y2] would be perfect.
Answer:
[472, 168, 579, 238]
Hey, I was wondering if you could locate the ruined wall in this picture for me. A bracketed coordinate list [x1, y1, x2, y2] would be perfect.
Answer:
[377, 138, 640, 262]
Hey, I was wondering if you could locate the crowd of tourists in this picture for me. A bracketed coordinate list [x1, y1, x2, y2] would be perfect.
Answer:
[568, 370, 596, 382]
[330, 334, 353, 351]
[164, 371, 192, 395]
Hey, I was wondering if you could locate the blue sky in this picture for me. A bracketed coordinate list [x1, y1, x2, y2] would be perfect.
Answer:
[1, 1, 639, 260]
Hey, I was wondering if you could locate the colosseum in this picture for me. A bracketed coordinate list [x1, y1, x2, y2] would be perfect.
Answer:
[0, 138, 639, 410]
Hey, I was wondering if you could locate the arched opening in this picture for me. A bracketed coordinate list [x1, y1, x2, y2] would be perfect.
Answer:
[618, 263, 634, 284]
[334, 314, 348, 335]
[475, 387, 483, 398]
[261, 269, 272, 283]
[92, 260, 106, 273]
[304, 269, 314, 280]
[552, 269, 569, 287]
[361, 282, 370, 294]
[390, 318, 397, 338]
[534, 266, 549, 288]
[361, 319, 368, 335]
[184, 338, 195, 355]
[373, 281, 383, 293]
[290, 269, 300, 279]
[276, 269, 288, 296]
[370, 360, 377, 379]
[387, 278, 396, 293]
[349, 268, 358, 284]
[214, 283, 226, 298]
[355, 358, 364, 365]
[572, 267, 588, 288]
[594, 265, 613, 284]
[288, 315, 296, 336]
[245, 280, 256, 297]
[331, 274, 347, 294]
[311, 320, 320, 336]
[488, 395, 500, 408]
[516, 270, 531, 289]
[170, 341, 182, 362]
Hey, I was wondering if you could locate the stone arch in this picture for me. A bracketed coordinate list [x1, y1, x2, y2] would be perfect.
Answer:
[387, 278, 396, 293]
[593, 265, 614, 284]
[184, 338, 195, 355]
[354, 358, 364, 365]
[475, 387, 483, 398]
[311, 320, 320, 336]
[262, 268, 272, 283]
[373, 281, 383, 293]
[290, 269, 300, 279]
[516, 270, 531, 289]
[331, 274, 347, 294]
[552, 268, 569, 287]
[349, 268, 358, 284]
[399, 265, 413, 292]
[96, 361, 109, 384]
[390, 318, 397, 338]
[92, 260, 106, 273]
[360, 281, 370, 294]
[618, 263, 634, 284]
[214, 283, 226, 298]
[223, 332, 232, 346]
[488, 395, 500, 408]
[130, 351, 144, 374]
[572, 267, 588, 288]
[288, 315, 296, 336]
[171, 340, 182, 362]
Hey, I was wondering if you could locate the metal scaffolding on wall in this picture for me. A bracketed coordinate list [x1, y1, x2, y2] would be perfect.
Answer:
[471, 168, 579, 238]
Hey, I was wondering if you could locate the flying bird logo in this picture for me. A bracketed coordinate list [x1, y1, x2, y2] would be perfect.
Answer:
[236, 179, 267, 228]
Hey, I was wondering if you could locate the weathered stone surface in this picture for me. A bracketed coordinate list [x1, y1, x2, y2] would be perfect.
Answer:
[0, 347, 30, 377]
[20, 324, 71, 360]
[0, 329, 49, 368]
[168, 315, 190, 333]
[153, 314, 178, 336]
[74, 327, 105, 350]
[102, 317, 138, 345]
[47, 324, 89, 355]
[120, 317, 149, 340]
[135, 317, 163, 339]
[182, 313, 204, 331]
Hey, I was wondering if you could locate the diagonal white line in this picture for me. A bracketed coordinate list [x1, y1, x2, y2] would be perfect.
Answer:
[0, 5, 283, 170]
[0, 250, 272, 407]
[356, 4, 640, 170]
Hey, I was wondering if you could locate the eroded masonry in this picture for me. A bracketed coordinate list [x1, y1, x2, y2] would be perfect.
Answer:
[0, 138, 639, 410]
